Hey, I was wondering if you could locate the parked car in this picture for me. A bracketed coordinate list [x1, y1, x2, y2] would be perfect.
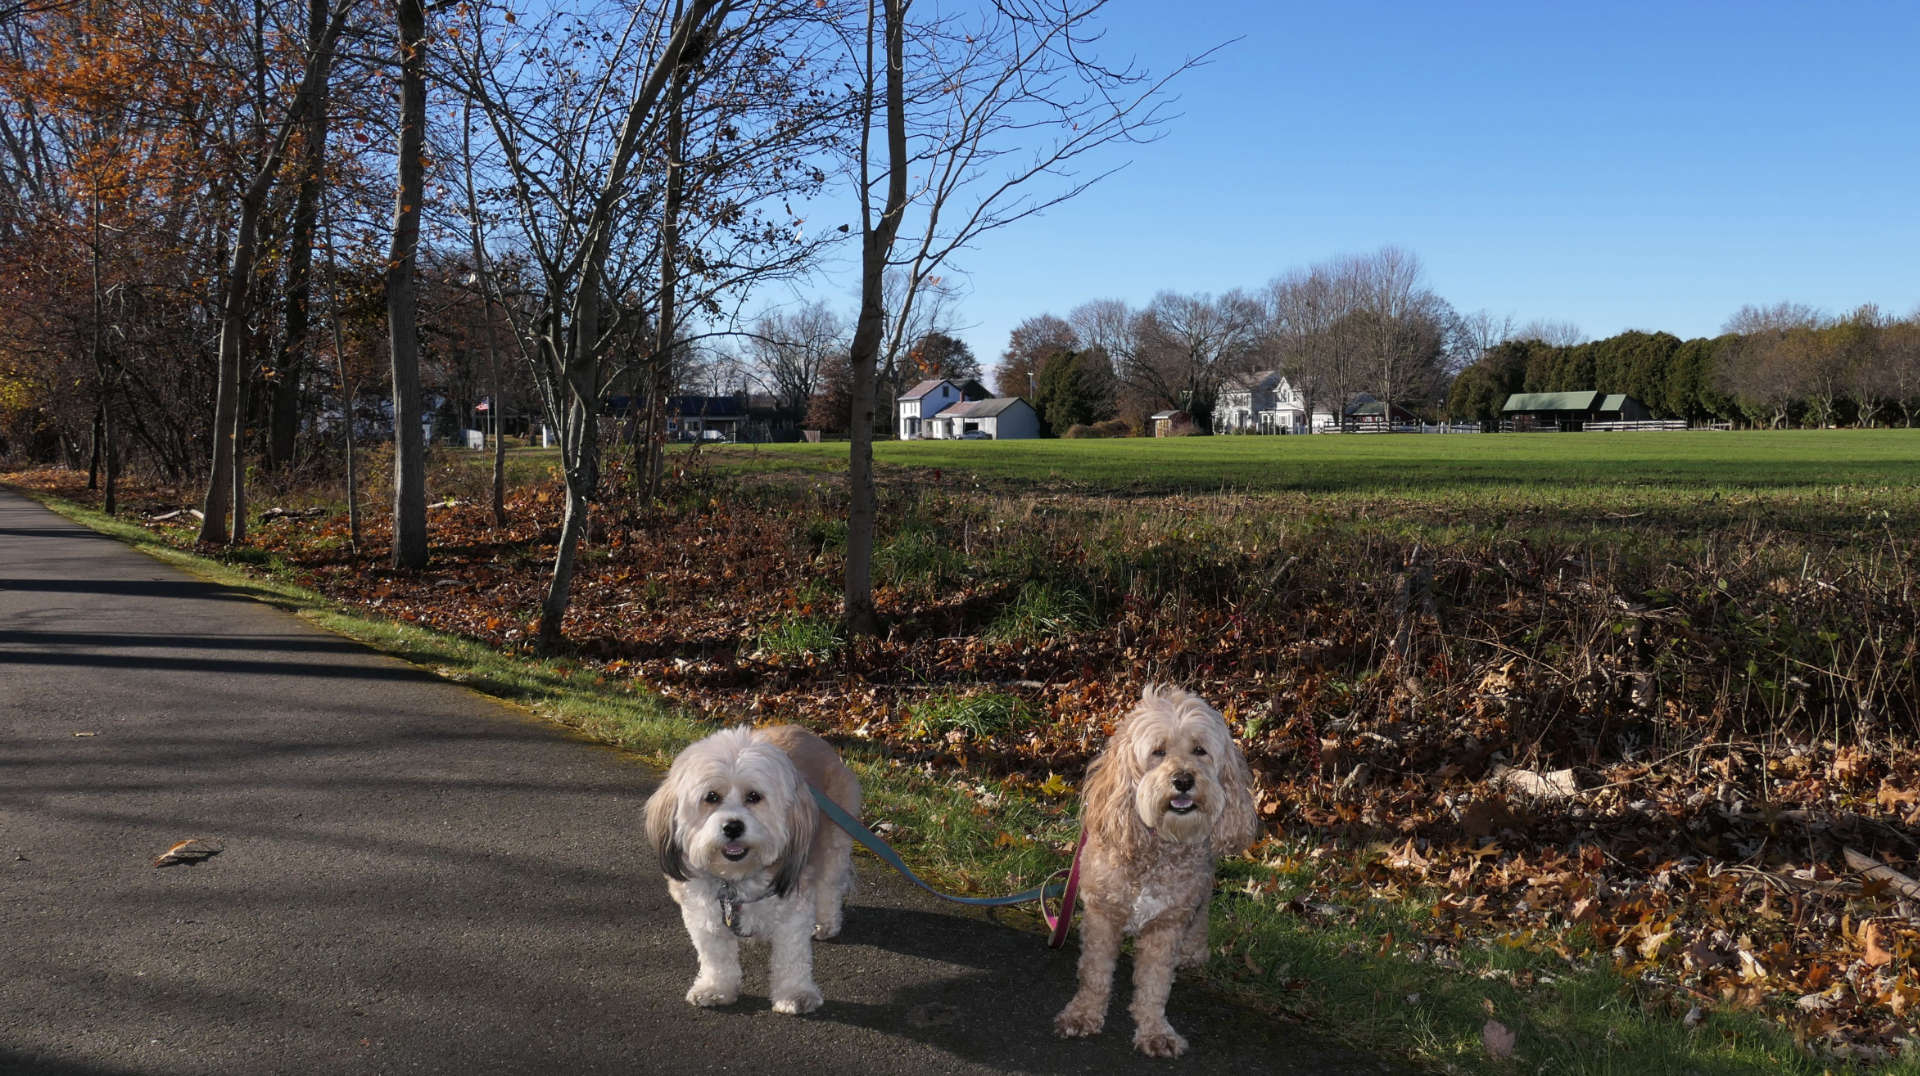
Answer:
[958, 430, 991, 440]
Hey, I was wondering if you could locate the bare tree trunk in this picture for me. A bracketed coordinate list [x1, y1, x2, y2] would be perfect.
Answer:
[386, 0, 429, 570]
[90, 201, 112, 509]
[86, 403, 102, 490]
[542, 455, 591, 646]
[538, 394, 596, 650]
[844, 0, 908, 637]
[198, 199, 256, 544]
[648, 356, 670, 495]
[637, 374, 662, 496]
[231, 367, 247, 542]
[642, 62, 687, 499]
[484, 313, 508, 527]
[103, 406, 120, 515]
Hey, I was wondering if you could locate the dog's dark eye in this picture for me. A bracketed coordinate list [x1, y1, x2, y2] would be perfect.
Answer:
[1150, 746, 1166, 757]
[703, 790, 721, 804]
[1192, 745, 1208, 757]
[744, 790, 762, 804]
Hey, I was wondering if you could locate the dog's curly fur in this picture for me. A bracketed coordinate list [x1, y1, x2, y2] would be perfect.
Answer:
[1054, 685, 1258, 1057]
[643, 724, 859, 1014]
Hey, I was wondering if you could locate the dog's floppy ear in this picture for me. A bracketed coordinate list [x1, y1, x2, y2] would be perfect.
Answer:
[1210, 732, 1260, 854]
[770, 767, 817, 899]
[644, 776, 689, 882]
[1081, 720, 1148, 852]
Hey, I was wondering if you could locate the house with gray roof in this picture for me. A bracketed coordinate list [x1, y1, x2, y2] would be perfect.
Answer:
[1216, 370, 1306, 434]
[896, 377, 990, 439]
[928, 396, 1040, 440]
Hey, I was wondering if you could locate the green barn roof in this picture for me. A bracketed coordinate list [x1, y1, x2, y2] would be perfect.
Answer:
[1502, 391, 1601, 413]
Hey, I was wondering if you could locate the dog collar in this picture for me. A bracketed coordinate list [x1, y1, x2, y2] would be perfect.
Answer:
[718, 880, 775, 936]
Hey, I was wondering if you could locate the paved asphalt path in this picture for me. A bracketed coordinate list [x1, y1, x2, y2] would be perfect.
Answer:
[0, 489, 1407, 1075]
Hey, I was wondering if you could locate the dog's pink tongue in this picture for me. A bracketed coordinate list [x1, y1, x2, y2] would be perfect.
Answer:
[1171, 794, 1194, 809]
[723, 842, 747, 856]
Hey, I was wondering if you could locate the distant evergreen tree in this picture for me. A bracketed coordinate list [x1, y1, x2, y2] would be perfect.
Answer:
[1034, 349, 1117, 436]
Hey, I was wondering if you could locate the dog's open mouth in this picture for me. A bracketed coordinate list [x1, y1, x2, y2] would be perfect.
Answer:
[721, 843, 749, 861]
[1167, 794, 1197, 814]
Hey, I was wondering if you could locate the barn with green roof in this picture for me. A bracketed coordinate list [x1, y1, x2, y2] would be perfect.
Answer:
[1501, 391, 1651, 431]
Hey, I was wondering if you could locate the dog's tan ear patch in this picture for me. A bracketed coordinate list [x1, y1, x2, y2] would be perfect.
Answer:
[771, 769, 816, 898]
[644, 783, 689, 881]
[1081, 737, 1147, 851]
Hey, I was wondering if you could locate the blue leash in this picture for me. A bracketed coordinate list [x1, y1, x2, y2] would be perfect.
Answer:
[807, 783, 1085, 947]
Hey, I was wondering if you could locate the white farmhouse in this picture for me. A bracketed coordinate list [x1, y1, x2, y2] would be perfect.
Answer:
[930, 396, 1040, 440]
[1216, 370, 1306, 434]
[896, 378, 989, 439]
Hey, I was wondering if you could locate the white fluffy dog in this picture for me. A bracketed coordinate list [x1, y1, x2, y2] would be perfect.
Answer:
[1054, 685, 1258, 1057]
[644, 724, 860, 1014]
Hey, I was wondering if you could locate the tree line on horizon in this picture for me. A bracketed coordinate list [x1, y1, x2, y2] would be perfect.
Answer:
[860, 255, 1920, 437]
[1448, 303, 1920, 430]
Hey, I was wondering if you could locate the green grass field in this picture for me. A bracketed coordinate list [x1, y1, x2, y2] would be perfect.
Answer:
[710, 428, 1920, 498]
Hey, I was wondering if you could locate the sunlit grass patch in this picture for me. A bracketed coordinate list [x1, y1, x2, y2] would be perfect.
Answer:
[985, 579, 1093, 642]
[874, 521, 968, 591]
[753, 613, 844, 662]
[906, 690, 1034, 741]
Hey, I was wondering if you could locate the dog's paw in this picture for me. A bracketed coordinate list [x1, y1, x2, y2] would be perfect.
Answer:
[1176, 945, 1210, 970]
[1133, 1024, 1189, 1058]
[686, 980, 738, 1007]
[812, 917, 842, 940]
[1054, 1003, 1105, 1038]
[771, 986, 823, 1015]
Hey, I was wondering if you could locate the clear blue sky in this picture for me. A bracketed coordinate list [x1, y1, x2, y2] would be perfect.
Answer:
[902, 0, 1920, 372]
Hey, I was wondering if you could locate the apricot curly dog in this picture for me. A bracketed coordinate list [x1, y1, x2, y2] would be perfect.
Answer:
[1054, 685, 1259, 1057]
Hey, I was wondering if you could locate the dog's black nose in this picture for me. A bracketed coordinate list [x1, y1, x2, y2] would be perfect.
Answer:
[1173, 772, 1195, 792]
[722, 819, 745, 840]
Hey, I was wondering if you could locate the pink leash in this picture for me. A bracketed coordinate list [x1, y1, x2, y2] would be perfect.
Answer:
[1043, 827, 1088, 948]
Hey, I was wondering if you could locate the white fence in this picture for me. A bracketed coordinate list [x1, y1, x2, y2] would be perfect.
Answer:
[1584, 419, 1688, 432]
[1335, 423, 1482, 434]
[1497, 419, 1732, 433]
